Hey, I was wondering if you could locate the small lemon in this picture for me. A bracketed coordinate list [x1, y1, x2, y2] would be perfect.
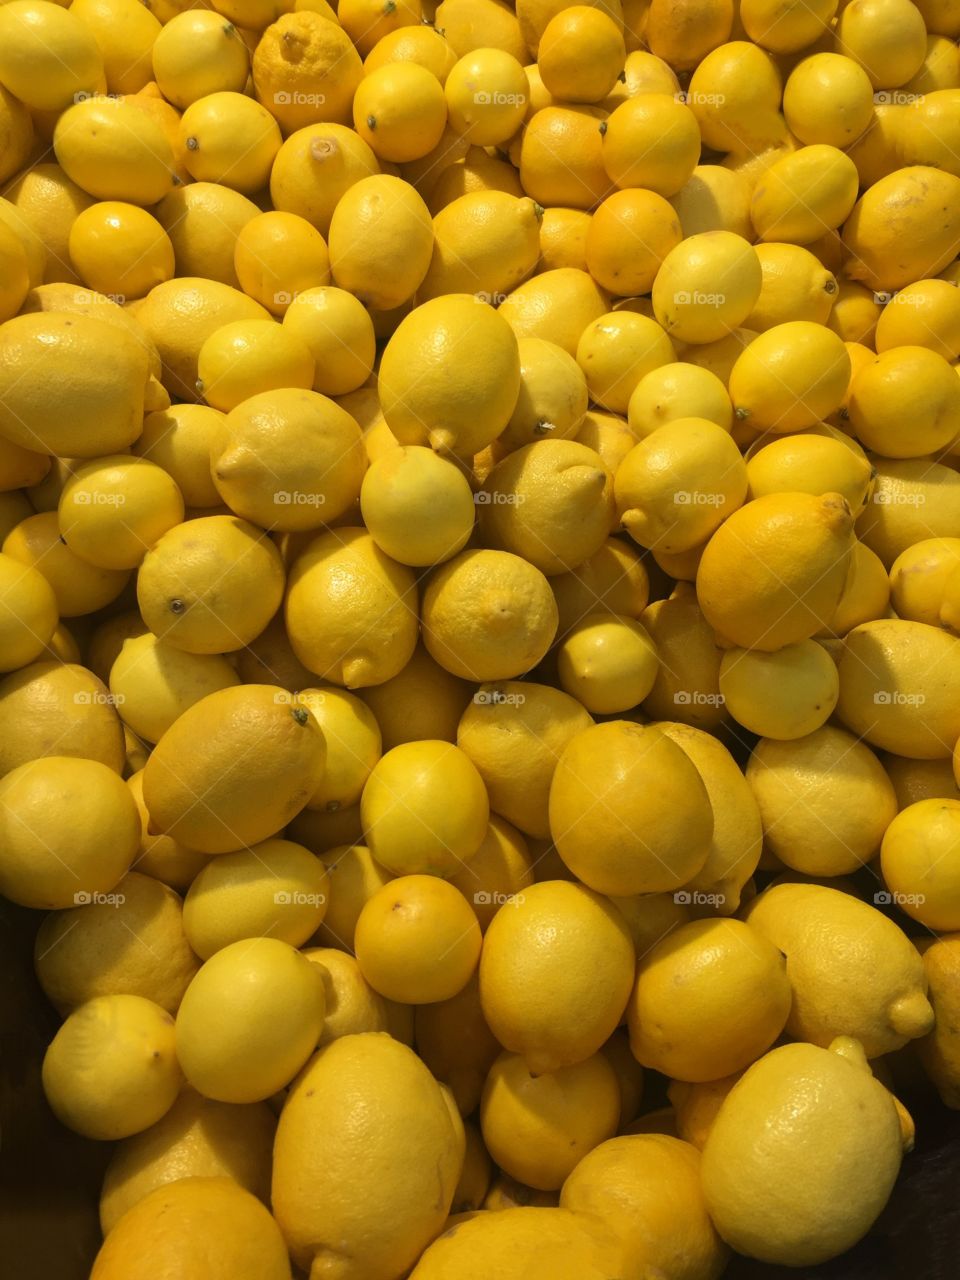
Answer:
[281, 287, 375, 394]
[653, 231, 762, 344]
[783, 52, 874, 148]
[232, 211, 330, 317]
[500, 337, 589, 450]
[176, 938, 325, 1103]
[875, 278, 960, 362]
[575, 407, 638, 473]
[180, 91, 281, 194]
[420, 191, 542, 304]
[0, 0, 104, 113]
[520, 106, 609, 210]
[328, 173, 434, 311]
[848, 346, 960, 458]
[151, 10, 249, 107]
[551, 536, 649, 636]
[444, 48, 528, 143]
[359, 643, 472, 752]
[602, 93, 701, 196]
[538, 7, 625, 103]
[197, 318, 314, 412]
[891, 537, 960, 623]
[751, 145, 860, 245]
[364, 25, 458, 84]
[557, 613, 659, 714]
[108, 633, 239, 744]
[59, 456, 184, 571]
[586, 188, 682, 297]
[827, 280, 882, 344]
[838, 0, 926, 88]
[269, 123, 380, 238]
[4, 511, 129, 616]
[0, 552, 58, 673]
[251, 11, 362, 132]
[576, 310, 676, 412]
[54, 95, 175, 206]
[67, 201, 173, 302]
[354, 62, 447, 163]
[305, 946, 390, 1043]
[720, 641, 839, 740]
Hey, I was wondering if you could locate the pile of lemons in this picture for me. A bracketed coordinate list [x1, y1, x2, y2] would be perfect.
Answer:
[1, 0, 960, 1275]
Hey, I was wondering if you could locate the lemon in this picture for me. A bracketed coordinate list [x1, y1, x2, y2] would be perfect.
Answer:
[550, 535, 649, 637]
[516, 106, 605, 211]
[575, 408, 638, 473]
[669, 165, 753, 241]
[66, 202, 173, 302]
[0, 219, 28, 324]
[0, 659, 125, 778]
[305, 946, 390, 1041]
[917, 935, 960, 1109]
[745, 881, 934, 1055]
[0, 0, 104, 111]
[43, 993, 180, 1140]
[875, 279, 960, 362]
[602, 93, 701, 196]
[670, 1075, 740, 1149]
[729, 321, 850, 432]
[827, 281, 882, 344]
[137, 515, 285, 655]
[751, 145, 859, 244]
[880, 799, 960, 930]
[108, 633, 238, 745]
[143, 684, 325, 853]
[286, 528, 419, 687]
[576, 311, 676, 412]
[849, 346, 960, 458]
[616, 47, 681, 96]
[6, 163, 92, 287]
[334, 0, 416, 53]
[538, 7, 625, 103]
[151, 10, 249, 107]
[278, 289, 374, 397]
[35, 871, 198, 1015]
[646, 0, 734, 69]
[360, 446, 472, 567]
[353, 62, 447, 164]
[697, 492, 853, 650]
[557, 613, 658, 714]
[584, 189, 681, 297]
[739, 0, 835, 50]
[420, 192, 541, 303]
[616, 418, 747, 554]
[452, 1120, 493, 1210]
[743, 243, 838, 333]
[639, 584, 724, 727]
[270, 123, 379, 237]
[198, 315, 314, 432]
[179, 91, 281, 194]
[0, 84, 34, 187]
[857, 457, 960, 567]
[479, 878, 634, 1072]
[273, 1033, 464, 1279]
[0, 553, 58, 673]
[843, 166, 960, 292]
[627, 363, 731, 439]
[4, 511, 129, 616]
[53, 95, 174, 206]
[882, 754, 960, 809]
[252, 11, 362, 132]
[232, 212, 330, 318]
[783, 52, 873, 148]
[652, 231, 762, 344]
[364, 24, 458, 83]
[72, 0, 159, 94]
[498, 266, 609, 355]
[499, 337, 589, 450]
[836, 619, 960, 758]
[133, 405, 224, 510]
[327, 174, 434, 312]
[312, 844, 391, 951]
[480, 440, 614, 574]
[99, 1090, 275, 1235]
[745, 433, 873, 514]
[153, 185, 256, 289]
[442, 47, 527, 144]
[941, 563, 960, 632]
[92, 1177, 290, 1280]
[212, 387, 365, 531]
[58, 456, 183, 573]
[684, 42, 785, 157]
[702, 1039, 903, 1265]
[449, 816, 534, 931]
[292, 687, 380, 815]
[481, 1050, 619, 1190]
[838, 0, 926, 88]
[359, 643, 472, 752]
[719, 641, 838, 740]
[0, 197, 45, 293]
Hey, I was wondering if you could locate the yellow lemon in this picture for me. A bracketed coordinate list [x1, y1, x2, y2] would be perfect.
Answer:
[848, 346, 960, 458]
[175, 938, 325, 1102]
[0, 83, 34, 187]
[720, 641, 839, 739]
[538, 7, 625, 103]
[685, 42, 785, 157]
[739, 0, 835, 51]
[0, 552, 58, 673]
[652, 231, 762, 344]
[353, 62, 447, 163]
[520, 106, 609, 210]
[783, 52, 873, 148]
[54, 95, 174, 205]
[59, 456, 183, 571]
[498, 266, 609, 355]
[357, 645, 471, 753]
[337, 0, 420, 55]
[881, 799, 960, 931]
[882, 753, 960, 809]
[67, 201, 173, 301]
[551, 536, 648, 638]
[585, 188, 681, 297]
[602, 93, 700, 196]
[71, 0, 160, 95]
[575, 407, 637, 472]
[645, 0, 734, 70]
[500, 337, 589, 450]
[745, 432, 873, 515]
[133, 405, 224, 509]
[444, 47, 528, 143]
[557, 613, 658, 714]
[281, 286, 375, 395]
[0, 0, 104, 112]
[827, 280, 882, 345]
[327, 173, 434, 311]
[379, 293, 520, 454]
[270, 123, 379, 237]
[360, 446, 474, 567]
[143, 684, 325, 853]
[305, 946, 390, 1041]
[481, 1050, 620, 1190]
[0, 659, 126, 777]
[285, 528, 418, 686]
[917, 935, 960, 1110]
[196, 318, 314, 411]
[312, 845, 391, 950]
[180, 92, 281, 194]
[729, 321, 850, 432]
[615, 418, 747, 553]
[751, 145, 859, 244]
[252, 11, 362, 132]
[289, 687, 379, 814]
[701, 1040, 904, 1266]
[6, 162, 94, 287]
[4, 510, 129, 616]
[0, 435, 50, 493]
[875, 278, 960, 362]
[669, 164, 753, 241]
[616, 47, 681, 96]
[0, 219, 29, 323]
[479, 878, 635, 1072]
[856, 458, 960, 567]
[837, 0, 927, 88]
[43, 994, 180, 1140]
[0, 196, 45, 290]
[744, 242, 838, 332]
[151, 10, 249, 107]
[153, 184, 258, 289]
[108, 633, 239, 744]
[364, 25, 458, 84]
[843, 166, 960, 292]
[639, 584, 725, 727]
[576, 310, 675, 412]
[627, 362, 732, 437]
[233, 211, 331, 317]
[420, 191, 541, 303]
[449, 817, 534, 931]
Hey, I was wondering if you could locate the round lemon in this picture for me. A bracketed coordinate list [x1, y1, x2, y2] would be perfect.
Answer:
[4, 510, 129, 616]
[586, 189, 682, 297]
[269, 123, 380, 238]
[881, 799, 960, 931]
[744, 243, 838, 332]
[783, 52, 874, 148]
[551, 536, 649, 636]
[576, 310, 675, 412]
[354, 62, 447, 163]
[179, 92, 280, 194]
[602, 93, 701, 196]
[151, 10, 249, 108]
[875, 278, 960, 362]
[59, 456, 184, 571]
[281, 287, 375, 395]
[108, 633, 239, 744]
[520, 105, 609, 209]
[538, 7, 625, 103]
[134, 405, 225, 510]
[444, 48, 528, 144]
[556, 613, 658, 714]
[627, 362, 732, 437]
[739, 0, 836, 51]
[720, 641, 839, 740]
[0, 659, 125, 778]
[685, 42, 786, 157]
[826, 281, 881, 344]
[67, 201, 174, 302]
[498, 266, 609, 355]
[232, 211, 331, 317]
[364, 25, 458, 84]
[0, 0, 103, 112]
[420, 191, 541, 304]
[305, 946, 390, 1043]
[652, 231, 762, 344]
[838, 0, 926, 88]
[729, 321, 851, 433]
[848, 346, 960, 458]
[358, 643, 472, 752]
[360, 446, 474, 567]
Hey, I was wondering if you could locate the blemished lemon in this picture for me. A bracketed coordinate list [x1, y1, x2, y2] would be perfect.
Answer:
[720, 641, 839, 740]
[305, 946, 390, 1043]
[353, 62, 447, 164]
[842, 166, 960, 292]
[498, 266, 609, 355]
[549, 719, 713, 895]
[0, 0, 104, 113]
[881, 799, 960, 931]
[874, 279, 960, 362]
[251, 10, 362, 133]
[615, 418, 747, 554]
[35, 871, 198, 1016]
[285, 528, 419, 687]
[836, 619, 960, 758]
[627, 362, 732, 437]
[652, 231, 762, 344]
[414, 973, 500, 1115]
[557, 613, 658, 714]
[269, 123, 379, 238]
[339, 0, 421, 56]
[364, 25, 458, 84]
[281, 287, 375, 396]
[43, 994, 180, 1141]
[210, 387, 365, 531]
[4, 511, 130, 617]
[551, 536, 649, 636]
[137, 515, 285, 654]
[576, 311, 675, 413]
[328, 174, 434, 311]
[197, 318, 314, 411]
[519, 106, 610, 210]
[298, 686, 381, 813]
[848, 346, 960, 458]
[379, 294, 521, 456]
[360, 447, 474, 567]
[134, 405, 225, 510]
[457, 681, 592, 839]
[745, 881, 934, 1056]
[701, 1040, 904, 1266]
[420, 192, 541, 303]
[751, 145, 860, 245]
[538, 7, 625, 103]
[232, 212, 330, 317]
[745, 433, 874, 515]
[783, 53, 874, 149]
[151, 11, 250, 108]
[586, 189, 683, 297]
[359, 643, 472, 752]
[355, 874, 482, 1003]
[67, 202, 174, 302]
[182, 838, 329, 958]
[59, 456, 184, 571]
[360, 739, 489, 877]
[602, 94, 701, 196]
[729, 321, 850, 432]
[0, 660, 125, 778]
[697, 492, 854, 651]
[628, 918, 791, 1082]
[500, 337, 589, 450]
[444, 48, 528, 144]
[0, 756, 139, 909]
[481, 1050, 620, 1191]
[480, 440, 614, 575]
[176, 938, 325, 1103]
[273, 1033, 464, 1280]
[313, 844, 393, 951]
[0, 553, 58, 673]
[54, 95, 175, 206]
[108, 633, 239, 744]
[91, 1176, 291, 1280]
[479, 879, 635, 1073]
[143, 684, 326, 854]
[98, 1090, 275, 1236]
